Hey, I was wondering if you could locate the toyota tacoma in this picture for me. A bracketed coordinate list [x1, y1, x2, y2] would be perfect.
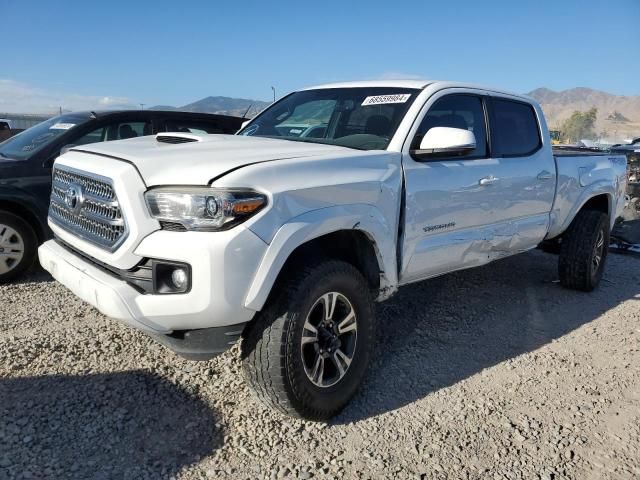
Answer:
[38, 80, 627, 419]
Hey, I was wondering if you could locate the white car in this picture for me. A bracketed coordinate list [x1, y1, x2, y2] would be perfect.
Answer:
[39, 80, 627, 419]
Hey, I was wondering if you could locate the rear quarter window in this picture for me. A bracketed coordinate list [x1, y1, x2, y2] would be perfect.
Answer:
[490, 99, 541, 157]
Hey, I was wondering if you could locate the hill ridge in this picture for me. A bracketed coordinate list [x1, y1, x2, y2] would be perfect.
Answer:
[151, 95, 270, 118]
[526, 87, 640, 141]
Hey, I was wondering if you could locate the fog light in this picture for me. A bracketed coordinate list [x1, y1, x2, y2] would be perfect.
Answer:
[171, 268, 188, 289]
[152, 261, 191, 294]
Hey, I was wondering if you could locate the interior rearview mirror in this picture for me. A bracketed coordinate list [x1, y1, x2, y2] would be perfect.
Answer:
[412, 127, 476, 159]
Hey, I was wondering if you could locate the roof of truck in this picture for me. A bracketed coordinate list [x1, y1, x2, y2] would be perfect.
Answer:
[304, 79, 432, 90]
[302, 80, 529, 101]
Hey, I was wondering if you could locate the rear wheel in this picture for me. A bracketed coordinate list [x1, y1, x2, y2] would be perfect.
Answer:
[241, 260, 375, 420]
[558, 210, 609, 292]
[0, 211, 38, 283]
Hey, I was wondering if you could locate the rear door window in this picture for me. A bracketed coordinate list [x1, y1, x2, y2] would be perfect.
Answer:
[72, 127, 107, 146]
[105, 121, 152, 140]
[163, 119, 226, 135]
[489, 99, 541, 157]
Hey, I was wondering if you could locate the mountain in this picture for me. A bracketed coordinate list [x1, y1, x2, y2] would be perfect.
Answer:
[149, 105, 177, 111]
[527, 87, 640, 142]
[150, 96, 270, 118]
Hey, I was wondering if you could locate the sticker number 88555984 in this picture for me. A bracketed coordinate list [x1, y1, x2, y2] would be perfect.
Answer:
[361, 94, 412, 106]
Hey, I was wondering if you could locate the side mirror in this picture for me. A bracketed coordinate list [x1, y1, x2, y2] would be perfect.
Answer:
[412, 127, 476, 159]
[60, 144, 76, 155]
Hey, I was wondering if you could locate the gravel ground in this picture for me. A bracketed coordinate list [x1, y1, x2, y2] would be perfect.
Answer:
[1, 249, 639, 480]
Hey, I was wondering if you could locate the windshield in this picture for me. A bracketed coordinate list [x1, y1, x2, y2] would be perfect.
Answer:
[238, 87, 420, 150]
[0, 113, 90, 160]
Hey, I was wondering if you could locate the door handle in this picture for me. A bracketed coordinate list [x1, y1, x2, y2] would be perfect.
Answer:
[479, 175, 499, 186]
[537, 170, 553, 180]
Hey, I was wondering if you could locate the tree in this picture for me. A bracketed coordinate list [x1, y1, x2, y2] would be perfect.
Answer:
[560, 108, 597, 143]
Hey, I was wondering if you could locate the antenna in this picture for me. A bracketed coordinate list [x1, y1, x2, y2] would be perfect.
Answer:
[242, 104, 253, 119]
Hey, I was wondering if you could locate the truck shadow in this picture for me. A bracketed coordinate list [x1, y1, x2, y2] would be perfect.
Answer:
[11, 265, 54, 285]
[335, 249, 640, 423]
[0, 370, 221, 479]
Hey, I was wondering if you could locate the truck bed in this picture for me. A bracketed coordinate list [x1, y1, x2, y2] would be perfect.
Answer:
[552, 145, 609, 157]
[547, 151, 628, 238]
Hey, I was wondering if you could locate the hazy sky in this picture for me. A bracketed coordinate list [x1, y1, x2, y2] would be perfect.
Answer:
[1, 0, 639, 113]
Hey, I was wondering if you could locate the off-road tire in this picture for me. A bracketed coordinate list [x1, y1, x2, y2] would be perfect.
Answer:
[241, 260, 375, 420]
[558, 210, 609, 292]
[0, 211, 38, 283]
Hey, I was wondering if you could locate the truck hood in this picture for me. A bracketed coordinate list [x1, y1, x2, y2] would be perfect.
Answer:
[70, 134, 355, 186]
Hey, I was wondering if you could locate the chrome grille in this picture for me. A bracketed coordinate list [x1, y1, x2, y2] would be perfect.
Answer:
[49, 167, 127, 250]
[53, 169, 115, 199]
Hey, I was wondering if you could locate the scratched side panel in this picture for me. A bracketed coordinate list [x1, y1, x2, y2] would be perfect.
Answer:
[399, 157, 500, 284]
[399, 213, 549, 284]
[401, 227, 490, 283]
[491, 213, 550, 255]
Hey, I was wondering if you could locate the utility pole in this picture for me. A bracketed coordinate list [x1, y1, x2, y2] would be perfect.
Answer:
[271, 86, 276, 103]
[140, 103, 145, 110]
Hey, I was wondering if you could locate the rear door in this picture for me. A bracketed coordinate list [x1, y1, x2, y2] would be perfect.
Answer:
[484, 95, 556, 251]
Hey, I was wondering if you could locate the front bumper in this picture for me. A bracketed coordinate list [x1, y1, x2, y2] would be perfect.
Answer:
[149, 324, 246, 360]
[38, 226, 268, 358]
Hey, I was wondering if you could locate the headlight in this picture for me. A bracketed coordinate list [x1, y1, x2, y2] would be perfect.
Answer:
[145, 187, 267, 231]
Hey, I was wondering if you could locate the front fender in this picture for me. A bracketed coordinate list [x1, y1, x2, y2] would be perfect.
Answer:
[244, 204, 398, 311]
[0, 189, 49, 239]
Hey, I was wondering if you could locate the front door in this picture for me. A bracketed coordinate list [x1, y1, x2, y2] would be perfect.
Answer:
[400, 93, 500, 283]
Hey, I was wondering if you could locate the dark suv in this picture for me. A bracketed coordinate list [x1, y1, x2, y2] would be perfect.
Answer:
[0, 110, 245, 281]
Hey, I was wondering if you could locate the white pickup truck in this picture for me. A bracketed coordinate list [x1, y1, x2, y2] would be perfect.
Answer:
[39, 80, 627, 419]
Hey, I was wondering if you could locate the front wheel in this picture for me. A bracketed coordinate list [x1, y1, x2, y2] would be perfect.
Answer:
[558, 210, 609, 292]
[0, 211, 38, 283]
[241, 260, 375, 420]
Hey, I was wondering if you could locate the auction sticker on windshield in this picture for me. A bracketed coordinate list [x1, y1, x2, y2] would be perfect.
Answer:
[49, 123, 76, 130]
[362, 94, 411, 106]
